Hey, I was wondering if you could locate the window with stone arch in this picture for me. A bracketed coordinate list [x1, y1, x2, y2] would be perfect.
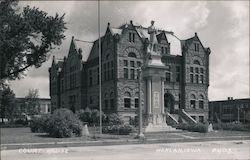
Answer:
[199, 94, 204, 109]
[190, 59, 204, 84]
[190, 94, 196, 109]
[135, 92, 139, 108]
[124, 92, 131, 108]
[123, 51, 142, 80]
[103, 52, 114, 81]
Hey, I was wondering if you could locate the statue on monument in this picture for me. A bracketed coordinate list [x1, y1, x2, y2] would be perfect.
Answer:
[147, 20, 158, 54]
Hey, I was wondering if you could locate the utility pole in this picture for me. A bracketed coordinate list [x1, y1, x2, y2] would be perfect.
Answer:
[98, 0, 102, 135]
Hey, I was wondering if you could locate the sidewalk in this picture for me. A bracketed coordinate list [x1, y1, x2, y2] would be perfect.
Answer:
[2, 133, 250, 150]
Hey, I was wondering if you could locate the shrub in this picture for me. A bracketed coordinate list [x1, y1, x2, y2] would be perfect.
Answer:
[177, 123, 208, 133]
[102, 124, 135, 135]
[48, 108, 83, 138]
[77, 108, 105, 126]
[129, 116, 138, 126]
[29, 114, 51, 133]
[14, 119, 28, 126]
[105, 113, 124, 125]
[213, 122, 250, 131]
[77, 108, 92, 124]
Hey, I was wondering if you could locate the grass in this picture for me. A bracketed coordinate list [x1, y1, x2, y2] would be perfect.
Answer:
[1, 127, 250, 144]
[0, 127, 134, 144]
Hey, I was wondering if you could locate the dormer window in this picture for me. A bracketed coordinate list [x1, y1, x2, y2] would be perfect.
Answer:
[129, 32, 135, 43]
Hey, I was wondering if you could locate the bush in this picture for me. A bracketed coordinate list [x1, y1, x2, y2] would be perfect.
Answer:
[177, 123, 208, 133]
[105, 113, 124, 125]
[48, 108, 83, 138]
[30, 114, 51, 133]
[213, 122, 250, 131]
[102, 124, 135, 135]
[77, 108, 105, 126]
[129, 116, 138, 126]
[14, 119, 28, 126]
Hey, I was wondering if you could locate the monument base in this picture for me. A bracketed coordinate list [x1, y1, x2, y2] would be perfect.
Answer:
[144, 123, 176, 132]
[144, 114, 177, 132]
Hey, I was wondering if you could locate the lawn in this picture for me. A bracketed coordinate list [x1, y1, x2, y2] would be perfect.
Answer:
[0, 127, 134, 144]
[1, 127, 250, 144]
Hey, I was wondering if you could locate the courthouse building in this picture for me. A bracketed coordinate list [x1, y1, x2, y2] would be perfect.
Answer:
[49, 20, 211, 125]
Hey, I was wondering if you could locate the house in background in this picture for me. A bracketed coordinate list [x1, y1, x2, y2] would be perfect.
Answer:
[209, 98, 250, 123]
[15, 98, 51, 116]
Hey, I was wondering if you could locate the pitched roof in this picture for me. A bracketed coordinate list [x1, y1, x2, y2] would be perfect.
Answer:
[134, 26, 182, 55]
[110, 27, 122, 35]
[74, 40, 93, 62]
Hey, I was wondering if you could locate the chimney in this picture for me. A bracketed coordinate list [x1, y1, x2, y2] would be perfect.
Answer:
[130, 20, 133, 25]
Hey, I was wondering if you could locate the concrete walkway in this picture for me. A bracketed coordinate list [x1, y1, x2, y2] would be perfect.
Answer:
[1, 140, 250, 160]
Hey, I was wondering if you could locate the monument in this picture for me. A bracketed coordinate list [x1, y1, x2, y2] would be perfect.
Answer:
[143, 21, 176, 132]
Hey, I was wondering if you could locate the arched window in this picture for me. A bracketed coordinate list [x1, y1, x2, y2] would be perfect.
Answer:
[199, 94, 204, 109]
[128, 52, 137, 58]
[124, 92, 131, 108]
[190, 94, 196, 109]
[193, 60, 201, 65]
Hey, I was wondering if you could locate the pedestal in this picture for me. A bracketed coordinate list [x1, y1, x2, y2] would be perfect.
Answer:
[143, 66, 176, 132]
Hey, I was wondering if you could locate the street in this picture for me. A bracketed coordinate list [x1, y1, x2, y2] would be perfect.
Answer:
[1, 140, 249, 160]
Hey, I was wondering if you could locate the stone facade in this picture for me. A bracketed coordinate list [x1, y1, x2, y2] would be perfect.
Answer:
[49, 20, 211, 124]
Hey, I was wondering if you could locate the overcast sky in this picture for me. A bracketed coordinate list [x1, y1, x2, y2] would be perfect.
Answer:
[10, 1, 249, 101]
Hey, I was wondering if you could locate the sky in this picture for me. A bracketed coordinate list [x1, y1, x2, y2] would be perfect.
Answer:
[9, 1, 249, 101]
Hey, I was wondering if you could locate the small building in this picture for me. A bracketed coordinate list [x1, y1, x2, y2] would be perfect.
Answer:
[209, 98, 250, 123]
[15, 98, 51, 115]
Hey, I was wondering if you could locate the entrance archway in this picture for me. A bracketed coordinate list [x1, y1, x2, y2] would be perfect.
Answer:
[164, 93, 175, 113]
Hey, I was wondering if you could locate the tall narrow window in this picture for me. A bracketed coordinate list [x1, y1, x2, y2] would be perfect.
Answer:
[124, 98, 131, 108]
[130, 69, 135, 80]
[200, 75, 204, 84]
[176, 66, 180, 82]
[199, 100, 204, 109]
[129, 32, 135, 42]
[190, 100, 196, 109]
[110, 99, 114, 110]
[135, 98, 139, 108]
[166, 72, 171, 82]
[124, 60, 128, 66]
[194, 43, 199, 52]
[195, 75, 199, 83]
[190, 74, 194, 83]
[124, 68, 128, 79]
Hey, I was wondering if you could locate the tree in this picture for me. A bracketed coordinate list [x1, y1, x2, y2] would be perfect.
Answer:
[25, 89, 40, 115]
[0, 85, 15, 123]
[0, 0, 66, 81]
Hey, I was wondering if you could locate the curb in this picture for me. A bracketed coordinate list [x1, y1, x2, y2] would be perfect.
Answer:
[1, 136, 250, 150]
